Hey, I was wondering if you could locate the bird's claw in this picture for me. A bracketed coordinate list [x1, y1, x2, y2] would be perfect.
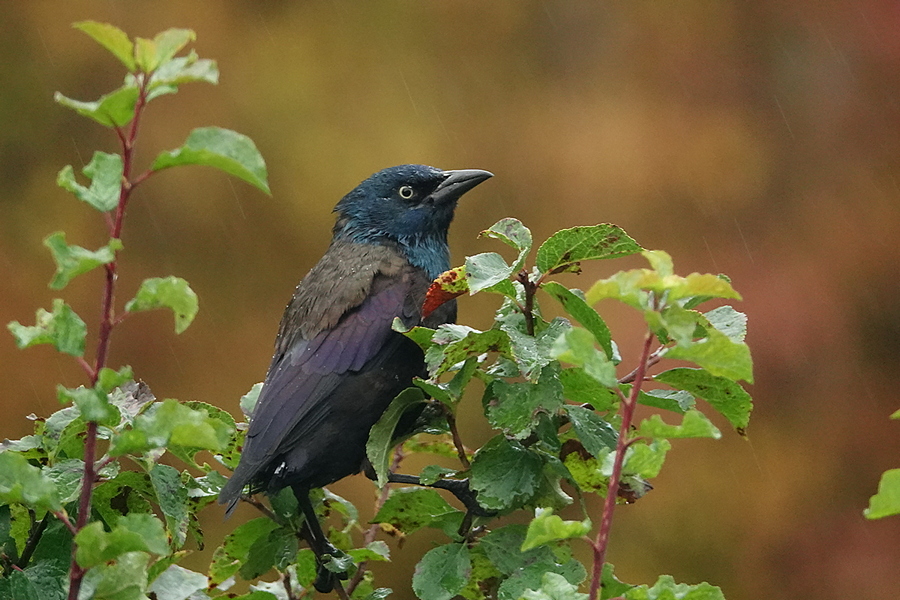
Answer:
[313, 542, 349, 593]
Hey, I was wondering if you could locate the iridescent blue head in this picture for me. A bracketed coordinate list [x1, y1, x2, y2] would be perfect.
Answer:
[333, 164, 492, 278]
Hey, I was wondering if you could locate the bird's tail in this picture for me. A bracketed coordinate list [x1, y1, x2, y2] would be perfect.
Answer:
[217, 465, 251, 517]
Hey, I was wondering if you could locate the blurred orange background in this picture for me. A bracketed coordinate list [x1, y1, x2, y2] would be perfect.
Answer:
[3, 3, 900, 599]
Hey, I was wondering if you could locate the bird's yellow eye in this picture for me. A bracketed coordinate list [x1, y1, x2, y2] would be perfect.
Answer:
[398, 185, 415, 200]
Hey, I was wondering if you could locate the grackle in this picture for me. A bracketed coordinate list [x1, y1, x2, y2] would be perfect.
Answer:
[218, 164, 492, 592]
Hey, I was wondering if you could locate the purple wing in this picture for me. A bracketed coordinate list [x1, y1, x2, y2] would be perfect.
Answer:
[236, 276, 412, 473]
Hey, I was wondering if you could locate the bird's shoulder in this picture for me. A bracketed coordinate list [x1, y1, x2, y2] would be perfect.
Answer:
[273, 241, 421, 354]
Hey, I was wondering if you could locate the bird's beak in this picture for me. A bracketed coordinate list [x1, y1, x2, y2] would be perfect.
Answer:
[429, 169, 493, 204]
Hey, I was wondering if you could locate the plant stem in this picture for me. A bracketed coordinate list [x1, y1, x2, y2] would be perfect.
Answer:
[443, 407, 470, 469]
[66, 73, 151, 600]
[345, 447, 404, 595]
[517, 270, 537, 336]
[588, 329, 655, 600]
[15, 513, 49, 570]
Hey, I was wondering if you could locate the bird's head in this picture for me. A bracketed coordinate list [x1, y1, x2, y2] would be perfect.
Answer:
[333, 165, 492, 276]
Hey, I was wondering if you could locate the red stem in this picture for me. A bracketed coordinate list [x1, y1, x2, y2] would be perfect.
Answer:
[588, 329, 655, 600]
[66, 74, 150, 600]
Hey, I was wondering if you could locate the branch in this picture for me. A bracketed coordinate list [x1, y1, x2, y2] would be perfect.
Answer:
[617, 345, 666, 385]
[345, 447, 405, 596]
[15, 513, 50, 569]
[588, 329, 655, 600]
[66, 71, 153, 600]
[443, 407, 470, 469]
[516, 270, 538, 337]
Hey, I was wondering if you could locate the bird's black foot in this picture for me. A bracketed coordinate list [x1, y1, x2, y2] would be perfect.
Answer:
[294, 487, 351, 593]
[312, 540, 349, 594]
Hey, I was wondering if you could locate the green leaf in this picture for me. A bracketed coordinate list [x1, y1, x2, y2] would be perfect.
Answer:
[704, 305, 747, 342]
[125, 276, 199, 334]
[535, 224, 642, 274]
[78, 550, 150, 600]
[559, 368, 618, 412]
[367, 388, 426, 486]
[149, 464, 190, 548]
[542, 282, 615, 360]
[209, 518, 279, 585]
[620, 439, 671, 479]
[465, 252, 513, 294]
[565, 405, 618, 458]
[141, 53, 219, 101]
[481, 218, 533, 255]
[0, 452, 61, 512]
[480, 525, 586, 600]
[412, 543, 471, 600]
[96, 365, 135, 394]
[635, 388, 694, 414]
[865, 468, 900, 519]
[240, 382, 264, 419]
[56, 151, 124, 212]
[552, 327, 617, 388]
[240, 525, 297, 579]
[479, 217, 533, 273]
[425, 325, 512, 378]
[73, 21, 136, 70]
[521, 572, 588, 600]
[642, 249, 674, 276]
[349, 540, 391, 564]
[636, 410, 722, 439]
[153, 28, 195, 68]
[521, 508, 591, 551]
[470, 436, 543, 511]
[134, 28, 195, 73]
[622, 575, 724, 600]
[110, 398, 232, 456]
[43, 232, 121, 290]
[372, 488, 461, 535]
[147, 565, 208, 600]
[413, 378, 454, 407]
[8, 298, 87, 357]
[396, 322, 436, 351]
[57, 385, 120, 425]
[45, 459, 86, 504]
[168, 401, 237, 467]
[75, 514, 168, 568]
[0, 516, 72, 599]
[500, 315, 571, 381]
[655, 367, 753, 431]
[486, 364, 564, 439]
[151, 126, 270, 194]
[652, 305, 701, 347]
[599, 564, 634, 599]
[665, 325, 753, 383]
[55, 85, 139, 128]
[585, 253, 741, 308]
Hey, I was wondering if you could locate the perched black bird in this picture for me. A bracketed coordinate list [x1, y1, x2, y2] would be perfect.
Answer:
[218, 164, 492, 589]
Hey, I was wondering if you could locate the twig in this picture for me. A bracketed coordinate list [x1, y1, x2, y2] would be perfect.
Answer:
[65, 71, 152, 600]
[283, 569, 298, 600]
[588, 329, 655, 600]
[345, 447, 404, 595]
[53, 511, 78, 536]
[516, 270, 537, 337]
[617, 346, 665, 385]
[333, 581, 351, 600]
[443, 408, 470, 469]
[75, 357, 96, 380]
[15, 513, 49, 569]
[242, 494, 284, 526]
